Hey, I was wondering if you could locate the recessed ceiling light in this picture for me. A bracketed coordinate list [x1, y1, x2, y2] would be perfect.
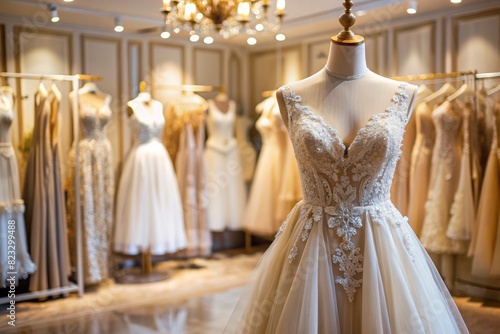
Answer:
[114, 17, 124, 32]
[255, 23, 264, 32]
[247, 37, 257, 45]
[204, 36, 214, 44]
[190, 34, 200, 42]
[450, 0, 461, 3]
[407, 0, 417, 14]
[275, 33, 286, 42]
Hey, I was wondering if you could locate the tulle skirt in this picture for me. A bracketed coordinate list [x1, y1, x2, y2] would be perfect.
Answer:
[114, 139, 187, 255]
[225, 200, 468, 334]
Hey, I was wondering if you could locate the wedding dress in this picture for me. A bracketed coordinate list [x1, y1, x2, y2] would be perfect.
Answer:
[67, 95, 114, 284]
[114, 98, 186, 255]
[225, 81, 468, 333]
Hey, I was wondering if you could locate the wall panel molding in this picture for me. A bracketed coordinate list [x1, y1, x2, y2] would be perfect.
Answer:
[149, 41, 185, 103]
[393, 21, 436, 76]
[0, 24, 6, 73]
[193, 47, 223, 88]
[452, 9, 500, 72]
[127, 40, 142, 100]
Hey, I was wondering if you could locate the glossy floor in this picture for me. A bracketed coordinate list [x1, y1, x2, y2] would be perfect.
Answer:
[1, 251, 500, 333]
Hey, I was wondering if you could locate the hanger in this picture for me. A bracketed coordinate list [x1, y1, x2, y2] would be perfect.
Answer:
[447, 83, 474, 102]
[424, 83, 456, 106]
[487, 83, 500, 97]
[415, 84, 433, 105]
[78, 81, 99, 95]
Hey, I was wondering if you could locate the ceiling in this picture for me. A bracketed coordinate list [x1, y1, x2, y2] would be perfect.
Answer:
[0, 0, 495, 46]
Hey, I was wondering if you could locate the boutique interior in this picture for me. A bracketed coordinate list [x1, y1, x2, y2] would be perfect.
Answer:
[0, 0, 500, 333]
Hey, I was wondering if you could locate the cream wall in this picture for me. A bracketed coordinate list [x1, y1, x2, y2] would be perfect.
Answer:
[248, 5, 500, 116]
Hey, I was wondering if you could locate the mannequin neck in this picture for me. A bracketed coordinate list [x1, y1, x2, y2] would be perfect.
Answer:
[325, 42, 369, 79]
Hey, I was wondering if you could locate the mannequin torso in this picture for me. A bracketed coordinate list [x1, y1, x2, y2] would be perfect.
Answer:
[277, 42, 418, 147]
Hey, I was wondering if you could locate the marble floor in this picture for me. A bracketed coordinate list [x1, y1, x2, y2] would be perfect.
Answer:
[1, 252, 500, 333]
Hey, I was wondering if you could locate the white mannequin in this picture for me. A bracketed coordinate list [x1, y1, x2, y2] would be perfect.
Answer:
[277, 37, 418, 147]
[127, 91, 162, 118]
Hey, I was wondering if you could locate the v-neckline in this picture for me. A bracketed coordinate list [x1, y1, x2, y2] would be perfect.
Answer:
[284, 83, 407, 159]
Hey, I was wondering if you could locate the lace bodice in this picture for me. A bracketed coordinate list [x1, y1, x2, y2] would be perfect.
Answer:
[280, 83, 410, 208]
[433, 101, 462, 179]
[79, 100, 112, 140]
[279, 83, 412, 302]
[130, 104, 165, 144]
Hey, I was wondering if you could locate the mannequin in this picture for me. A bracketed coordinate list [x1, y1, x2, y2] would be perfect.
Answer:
[277, 36, 418, 143]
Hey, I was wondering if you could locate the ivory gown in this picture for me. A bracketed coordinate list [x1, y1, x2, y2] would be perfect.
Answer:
[225, 81, 468, 333]
[204, 99, 247, 231]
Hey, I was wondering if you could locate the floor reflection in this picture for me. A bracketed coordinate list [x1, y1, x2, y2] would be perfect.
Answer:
[12, 287, 242, 334]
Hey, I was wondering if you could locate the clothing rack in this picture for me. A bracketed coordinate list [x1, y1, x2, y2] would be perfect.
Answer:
[0, 72, 101, 303]
[153, 84, 223, 93]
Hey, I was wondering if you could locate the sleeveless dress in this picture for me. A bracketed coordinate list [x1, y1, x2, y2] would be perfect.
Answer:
[113, 102, 187, 255]
[420, 101, 467, 254]
[204, 100, 247, 231]
[242, 100, 288, 237]
[23, 84, 70, 292]
[66, 96, 114, 284]
[235, 115, 257, 182]
[0, 89, 36, 287]
[407, 102, 435, 236]
[225, 84, 468, 334]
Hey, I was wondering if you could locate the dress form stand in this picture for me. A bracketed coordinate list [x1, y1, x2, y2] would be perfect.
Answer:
[115, 81, 173, 284]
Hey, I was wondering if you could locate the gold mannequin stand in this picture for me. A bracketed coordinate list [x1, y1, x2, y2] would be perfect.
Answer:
[115, 250, 171, 284]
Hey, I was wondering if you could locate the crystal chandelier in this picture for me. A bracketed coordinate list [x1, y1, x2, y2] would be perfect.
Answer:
[161, 0, 286, 42]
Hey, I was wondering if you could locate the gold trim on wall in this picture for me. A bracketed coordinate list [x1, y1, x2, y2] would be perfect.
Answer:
[81, 34, 123, 159]
[148, 42, 185, 88]
[393, 21, 436, 76]
[451, 9, 500, 71]
[193, 47, 224, 87]
[13, 26, 73, 145]
[127, 40, 142, 100]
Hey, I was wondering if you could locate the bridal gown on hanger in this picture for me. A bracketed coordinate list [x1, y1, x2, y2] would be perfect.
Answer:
[204, 99, 246, 231]
[420, 101, 467, 254]
[225, 81, 468, 333]
[66, 95, 114, 284]
[114, 99, 186, 255]
[0, 87, 36, 287]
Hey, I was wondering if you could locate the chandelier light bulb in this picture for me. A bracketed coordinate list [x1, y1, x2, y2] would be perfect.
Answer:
[114, 17, 124, 32]
[247, 37, 257, 45]
[407, 0, 417, 14]
[275, 33, 286, 41]
[204, 36, 214, 44]
[173, 27, 181, 34]
[184, 2, 197, 21]
[238, 1, 251, 21]
[276, 0, 286, 15]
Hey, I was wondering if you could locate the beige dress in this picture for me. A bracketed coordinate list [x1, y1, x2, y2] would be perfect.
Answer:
[471, 102, 500, 277]
[420, 101, 467, 254]
[164, 93, 211, 256]
[23, 84, 70, 291]
[242, 98, 288, 237]
[407, 102, 435, 236]
[235, 115, 257, 182]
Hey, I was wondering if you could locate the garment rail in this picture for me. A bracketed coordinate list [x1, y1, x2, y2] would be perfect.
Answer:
[0, 72, 101, 303]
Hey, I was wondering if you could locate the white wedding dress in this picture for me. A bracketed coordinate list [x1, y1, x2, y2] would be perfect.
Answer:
[225, 83, 468, 333]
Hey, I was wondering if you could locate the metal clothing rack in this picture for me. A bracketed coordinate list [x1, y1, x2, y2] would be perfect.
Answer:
[0, 72, 101, 303]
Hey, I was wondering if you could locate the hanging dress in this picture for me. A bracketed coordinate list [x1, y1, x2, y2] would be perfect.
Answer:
[242, 99, 288, 237]
[114, 100, 186, 255]
[23, 84, 71, 291]
[164, 94, 212, 256]
[0, 87, 36, 287]
[235, 115, 257, 182]
[407, 102, 435, 236]
[66, 95, 114, 284]
[471, 102, 500, 277]
[204, 99, 247, 231]
[420, 101, 467, 254]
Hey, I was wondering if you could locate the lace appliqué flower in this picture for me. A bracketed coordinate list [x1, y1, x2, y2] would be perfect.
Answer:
[395, 216, 415, 262]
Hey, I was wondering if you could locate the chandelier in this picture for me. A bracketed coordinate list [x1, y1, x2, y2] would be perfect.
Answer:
[160, 0, 286, 43]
